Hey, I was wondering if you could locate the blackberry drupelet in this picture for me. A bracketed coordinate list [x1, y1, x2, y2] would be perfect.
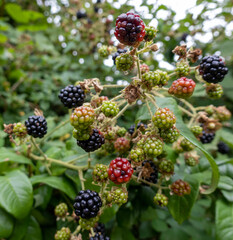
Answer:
[217, 141, 230, 154]
[199, 55, 228, 83]
[73, 190, 102, 219]
[25, 115, 47, 138]
[112, 48, 127, 64]
[114, 12, 145, 46]
[77, 129, 105, 152]
[141, 160, 158, 184]
[94, 223, 106, 235]
[200, 131, 215, 144]
[171, 179, 191, 196]
[59, 85, 85, 108]
[128, 122, 147, 135]
[90, 233, 110, 240]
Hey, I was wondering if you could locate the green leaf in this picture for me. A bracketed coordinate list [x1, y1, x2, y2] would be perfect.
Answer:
[216, 200, 233, 240]
[9, 216, 30, 240]
[100, 205, 118, 223]
[0, 33, 7, 43]
[30, 175, 76, 199]
[0, 208, 14, 238]
[137, 97, 219, 194]
[168, 175, 200, 224]
[0, 148, 32, 165]
[111, 227, 136, 240]
[0, 170, 33, 219]
[22, 216, 42, 240]
[218, 176, 233, 191]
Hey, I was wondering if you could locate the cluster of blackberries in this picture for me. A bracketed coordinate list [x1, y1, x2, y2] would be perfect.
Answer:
[217, 141, 230, 154]
[25, 115, 47, 138]
[200, 131, 215, 144]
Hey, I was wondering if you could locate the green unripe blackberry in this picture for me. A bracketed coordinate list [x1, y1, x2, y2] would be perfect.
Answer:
[13, 122, 27, 138]
[180, 138, 195, 151]
[152, 108, 176, 129]
[79, 216, 99, 230]
[98, 45, 109, 57]
[214, 106, 231, 122]
[143, 136, 163, 157]
[106, 188, 128, 205]
[142, 71, 160, 89]
[190, 125, 203, 137]
[153, 193, 168, 207]
[54, 227, 71, 240]
[144, 26, 157, 41]
[205, 106, 214, 115]
[115, 53, 134, 71]
[117, 127, 127, 137]
[206, 83, 223, 99]
[70, 106, 95, 130]
[160, 126, 179, 143]
[54, 203, 68, 219]
[176, 61, 190, 77]
[73, 128, 91, 141]
[159, 160, 174, 174]
[185, 156, 198, 166]
[103, 141, 115, 153]
[129, 147, 144, 162]
[101, 101, 119, 117]
[156, 70, 169, 86]
[93, 164, 108, 182]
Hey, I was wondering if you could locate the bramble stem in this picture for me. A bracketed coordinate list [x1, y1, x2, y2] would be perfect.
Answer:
[40, 118, 70, 144]
[101, 84, 127, 88]
[179, 98, 197, 115]
[136, 49, 142, 79]
[88, 152, 91, 169]
[178, 106, 194, 117]
[145, 93, 159, 109]
[73, 225, 81, 235]
[195, 106, 207, 111]
[110, 103, 130, 123]
[145, 99, 153, 118]
[67, 153, 89, 163]
[168, 72, 177, 77]
[111, 93, 123, 102]
[78, 170, 85, 190]
[31, 137, 47, 159]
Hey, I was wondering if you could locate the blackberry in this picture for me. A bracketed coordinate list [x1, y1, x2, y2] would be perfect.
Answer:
[117, 127, 127, 137]
[190, 125, 203, 137]
[90, 233, 110, 240]
[101, 101, 119, 117]
[160, 126, 179, 143]
[176, 61, 190, 77]
[206, 83, 223, 99]
[94, 223, 106, 235]
[108, 157, 134, 184]
[79, 216, 99, 230]
[54, 227, 71, 240]
[73, 128, 91, 141]
[144, 26, 157, 41]
[129, 147, 144, 162]
[141, 160, 158, 184]
[58, 85, 85, 109]
[25, 115, 47, 138]
[114, 137, 130, 153]
[91, 96, 109, 108]
[112, 48, 127, 64]
[217, 141, 230, 154]
[115, 53, 134, 71]
[13, 122, 27, 138]
[199, 55, 228, 83]
[171, 179, 191, 196]
[214, 106, 231, 122]
[114, 12, 145, 46]
[73, 190, 102, 219]
[93, 164, 108, 182]
[76, 10, 87, 19]
[143, 136, 163, 157]
[152, 108, 176, 129]
[54, 203, 68, 218]
[140, 63, 150, 74]
[184, 152, 199, 167]
[106, 188, 128, 205]
[98, 45, 109, 58]
[200, 131, 215, 144]
[180, 138, 195, 151]
[77, 129, 105, 152]
[153, 193, 168, 207]
[128, 122, 147, 135]
[142, 71, 160, 89]
[156, 70, 169, 86]
[159, 160, 174, 175]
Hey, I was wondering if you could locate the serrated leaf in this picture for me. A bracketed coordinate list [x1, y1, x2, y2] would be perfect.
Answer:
[216, 200, 233, 240]
[0, 170, 33, 219]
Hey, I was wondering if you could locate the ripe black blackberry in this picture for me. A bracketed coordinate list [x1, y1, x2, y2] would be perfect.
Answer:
[199, 55, 228, 83]
[76, 11, 87, 19]
[90, 233, 110, 240]
[94, 223, 106, 235]
[73, 190, 102, 219]
[128, 122, 147, 135]
[77, 129, 105, 152]
[112, 48, 127, 64]
[58, 85, 85, 109]
[217, 141, 230, 154]
[141, 160, 158, 184]
[25, 115, 47, 138]
[200, 131, 215, 144]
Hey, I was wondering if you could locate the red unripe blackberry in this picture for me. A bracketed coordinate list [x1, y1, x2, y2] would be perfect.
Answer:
[152, 108, 176, 129]
[77, 129, 105, 152]
[108, 157, 133, 184]
[114, 12, 145, 46]
[58, 85, 85, 109]
[160, 126, 179, 143]
[168, 77, 196, 98]
[206, 83, 223, 99]
[114, 137, 130, 153]
[199, 55, 228, 83]
[70, 106, 95, 130]
[25, 115, 47, 138]
[73, 190, 102, 219]
[153, 193, 168, 207]
[171, 179, 191, 196]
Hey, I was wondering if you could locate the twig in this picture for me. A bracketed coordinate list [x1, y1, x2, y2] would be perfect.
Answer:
[78, 170, 85, 190]
[178, 106, 194, 117]
[145, 99, 153, 118]
[136, 48, 142, 79]
[110, 103, 130, 123]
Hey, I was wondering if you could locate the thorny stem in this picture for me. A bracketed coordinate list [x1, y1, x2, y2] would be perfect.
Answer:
[179, 98, 197, 115]
[145, 93, 159, 109]
[136, 49, 142, 79]
[73, 225, 81, 235]
[195, 106, 207, 111]
[31, 137, 47, 160]
[110, 103, 130, 123]
[111, 93, 123, 102]
[67, 153, 89, 163]
[178, 106, 194, 117]
[145, 99, 153, 118]
[78, 170, 85, 190]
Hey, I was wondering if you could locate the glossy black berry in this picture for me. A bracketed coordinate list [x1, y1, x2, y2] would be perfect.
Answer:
[141, 160, 158, 184]
[73, 190, 102, 219]
[76, 11, 87, 19]
[217, 141, 230, 154]
[94, 223, 106, 235]
[112, 49, 127, 64]
[58, 85, 85, 109]
[200, 131, 215, 144]
[128, 122, 147, 135]
[90, 233, 110, 240]
[77, 129, 105, 152]
[25, 115, 47, 138]
[199, 55, 228, 83]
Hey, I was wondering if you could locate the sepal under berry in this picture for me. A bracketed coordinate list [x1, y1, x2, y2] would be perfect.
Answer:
[114, 137, 130, 153]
